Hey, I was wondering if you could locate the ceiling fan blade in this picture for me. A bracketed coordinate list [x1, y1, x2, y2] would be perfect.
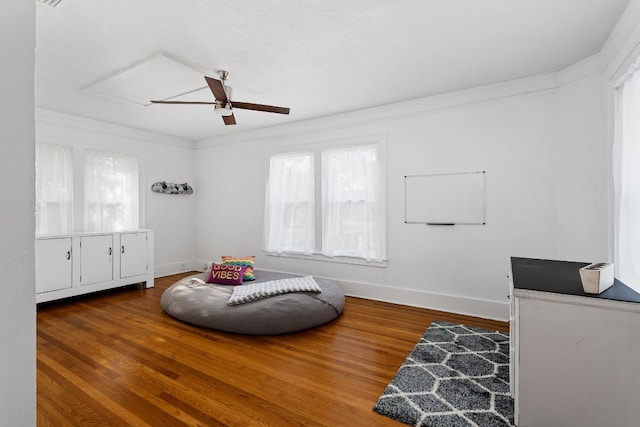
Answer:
[223, 114, 236, 125]
[150, 100, 216, 105]
[205, 76, 228, 103]
[232, 101, 290, 115]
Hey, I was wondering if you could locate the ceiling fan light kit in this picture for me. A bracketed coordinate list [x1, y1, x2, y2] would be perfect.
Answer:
[150, 70, 290, 125]
[214, 104, 233, 117]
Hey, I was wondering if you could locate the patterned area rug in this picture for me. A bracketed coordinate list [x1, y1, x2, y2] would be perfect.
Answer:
[373, 320, 514, 427]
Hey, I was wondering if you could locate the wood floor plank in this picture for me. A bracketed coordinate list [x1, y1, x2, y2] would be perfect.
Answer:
[38, 355, 152, 427]
[37, 271, 509, 426]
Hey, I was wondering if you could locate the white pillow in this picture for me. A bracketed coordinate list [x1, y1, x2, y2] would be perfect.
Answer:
[227, 275, 321, 305]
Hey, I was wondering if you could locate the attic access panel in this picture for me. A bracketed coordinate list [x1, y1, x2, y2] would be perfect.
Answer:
[82, 54, 207, 107]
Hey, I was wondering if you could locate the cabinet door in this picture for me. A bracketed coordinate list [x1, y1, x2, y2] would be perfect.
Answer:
[516, 295, 640, 427]
[36, 237, 72, 294]
[120, 232, 148, 278]
[80, 235, 113, 285]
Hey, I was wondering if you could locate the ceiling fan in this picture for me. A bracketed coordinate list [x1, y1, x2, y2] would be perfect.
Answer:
[150, 70, 290, 125]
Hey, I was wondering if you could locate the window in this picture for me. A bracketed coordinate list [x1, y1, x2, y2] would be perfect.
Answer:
[264, 140, 386, 263]
[84, 151, 139, 231]
[263, 151, 315, 254]
[35, 143, 73, 235]
[614, 59, 640, 292]
[322, 144, 384, 260]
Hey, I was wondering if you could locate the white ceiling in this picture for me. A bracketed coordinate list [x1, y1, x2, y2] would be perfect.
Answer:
[35, 0, 631, 142]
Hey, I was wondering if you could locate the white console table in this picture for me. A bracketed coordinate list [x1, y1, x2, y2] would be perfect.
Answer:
[509, 257, 640, 427]
[36, 230, 154, 303]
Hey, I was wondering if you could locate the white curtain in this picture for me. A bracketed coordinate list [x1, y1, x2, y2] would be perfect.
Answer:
[84, 151, 139, 232]
[321, 144, 385, 261]
[35, 143, 73, 235]
[614, 59, 640, 292]
[263, 152, 315, 254]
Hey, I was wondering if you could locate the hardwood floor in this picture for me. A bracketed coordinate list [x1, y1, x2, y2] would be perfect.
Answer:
[37, 272, 508, 426]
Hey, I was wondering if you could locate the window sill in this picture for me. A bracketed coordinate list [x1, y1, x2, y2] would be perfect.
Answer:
[264, 251, 388, 268]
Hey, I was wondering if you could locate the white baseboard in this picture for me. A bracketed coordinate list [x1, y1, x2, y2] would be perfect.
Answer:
[258, 268, 510, 321]
[154, 260, 202, 278]
[341, 279, 509, 322]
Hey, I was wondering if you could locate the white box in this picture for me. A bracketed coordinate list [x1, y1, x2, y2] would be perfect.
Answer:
[579, 263, 614, 294]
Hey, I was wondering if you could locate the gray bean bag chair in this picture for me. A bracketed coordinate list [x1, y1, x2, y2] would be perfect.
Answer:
[161, 270, 345, 335]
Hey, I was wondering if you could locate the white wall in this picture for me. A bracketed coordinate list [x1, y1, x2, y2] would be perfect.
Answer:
[555, 58, 609, 262]
[36, 109, 198, 276]
[0, 1, 36, 425]
[194, 69, 608, 321]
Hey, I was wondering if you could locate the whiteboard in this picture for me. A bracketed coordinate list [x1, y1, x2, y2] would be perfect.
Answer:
[404, 171, 485, 225]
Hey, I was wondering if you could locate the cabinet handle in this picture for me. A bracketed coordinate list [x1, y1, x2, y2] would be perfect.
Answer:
[108, 247, 112, 256]
[121, 245, 125, 254]
[66, 250, 71, 260]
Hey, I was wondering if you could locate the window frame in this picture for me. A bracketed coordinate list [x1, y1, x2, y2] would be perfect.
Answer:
[84, 149, 140, 232]
[612, 57, 640, 292]
[263, 134, 387, 267]
[35, 143, 74, 236]
[263, 150, 316, 255]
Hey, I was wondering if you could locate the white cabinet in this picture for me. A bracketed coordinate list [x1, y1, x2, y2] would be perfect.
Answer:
[120, 232, 148, 278]
[36, 230, 154, 303]
[35, 237, 72, 294]
[510, 257, 640, 427]
[80, 234, 113, 285]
